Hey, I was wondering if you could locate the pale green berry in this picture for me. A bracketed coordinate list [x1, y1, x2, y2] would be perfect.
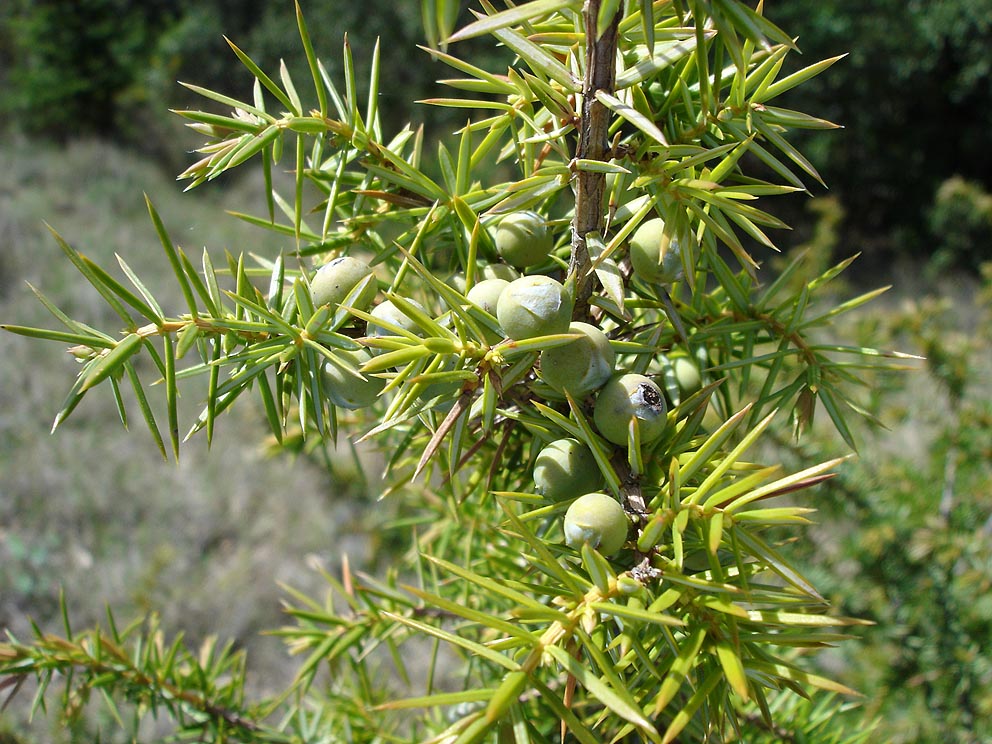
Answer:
[563, 492, 629, 556]
[656, 351, 705, 405]
[451, 265, 516, 294]
[494, 211, 553, 268]
[534, 438, 602, 502]
[480, 263, 520, 282]
[467, 278, 509, 345]
[496, 275, 573, 341]
[466, 278, 509, 317]
[323, 348, 385, 409]
[593, 373, 667, 446]
[671, 353, 703, 398]
[540, 321, 615, 397]
[629, 218, 683, 285]
[367, 298, 426, 340]
[311, 256, 377, 312]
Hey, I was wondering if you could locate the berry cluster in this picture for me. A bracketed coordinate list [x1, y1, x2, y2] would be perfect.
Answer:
[309, 209, 706, 560]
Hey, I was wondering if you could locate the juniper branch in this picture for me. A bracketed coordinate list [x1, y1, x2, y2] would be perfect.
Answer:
[570, 0, 622, 319]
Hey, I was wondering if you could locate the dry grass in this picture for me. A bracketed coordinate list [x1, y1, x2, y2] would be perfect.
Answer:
[0, 137, 383, 740]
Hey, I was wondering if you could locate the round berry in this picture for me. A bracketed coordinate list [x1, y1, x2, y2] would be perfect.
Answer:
[467, 278, 509, 344]
[480, 263, 520, 282]
[323, 348, 385, 409]
[540, 322, 615, 397]
[466, 279, 509, 317]
[534, 438, 602, 502]
[629, 218, 683, 285]
[563, 492, 629, 556]
[593, 373, 667, 446]
[496, 275, 573, 341]
[494, 211, 553, 268]
[311, 256, 377, 312]
[671, 353, 703, 399]
[367, 298, 426, 340]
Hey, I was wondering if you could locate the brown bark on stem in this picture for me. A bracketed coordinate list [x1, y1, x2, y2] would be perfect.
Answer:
[570, 0, 622, 319]
[569, 5, 652, 532]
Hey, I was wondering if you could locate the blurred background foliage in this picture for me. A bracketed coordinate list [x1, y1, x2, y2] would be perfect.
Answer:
[1, 1, 990, 742]
[1, 0, 990, 271]
[0, 0, 493, 169]
[766, 0, 992, 272]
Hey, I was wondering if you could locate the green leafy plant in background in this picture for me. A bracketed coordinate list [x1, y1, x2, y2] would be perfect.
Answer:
[0, 0, 180, 137]
[759, 0, 992, 271]
[927, 177, 992, 275]
[1, 1, 913, 741]
[773, 265, 992, 744]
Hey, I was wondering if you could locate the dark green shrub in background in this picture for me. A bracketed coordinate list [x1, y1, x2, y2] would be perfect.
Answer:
[1, 0, 478, 160]
[4, 0, 990, 271]
[928, 176, 992, 274]
[1, 0, 180, 137]
[764, 0, 992, 270]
